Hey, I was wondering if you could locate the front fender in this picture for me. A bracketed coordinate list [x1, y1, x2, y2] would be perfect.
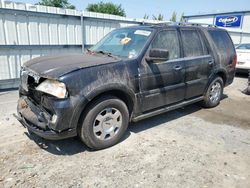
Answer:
[84, 83, 136, 103]
[69, 83, 137, 129]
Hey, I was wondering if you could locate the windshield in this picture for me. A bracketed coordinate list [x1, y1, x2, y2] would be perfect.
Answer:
[90, 28, 153, 58]
[236, 43, 250, 50]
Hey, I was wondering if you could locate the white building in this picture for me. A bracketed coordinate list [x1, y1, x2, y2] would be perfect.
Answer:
[183, 11, 250, 45]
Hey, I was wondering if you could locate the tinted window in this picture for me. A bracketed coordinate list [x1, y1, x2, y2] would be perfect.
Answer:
[208, 30, 235, 54]
[208, 30, 235, 65]
[151, 30, 180, 60]
[181, 29, 205, 57]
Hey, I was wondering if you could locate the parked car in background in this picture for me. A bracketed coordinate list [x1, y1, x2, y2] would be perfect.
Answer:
[16, 23, 236, 150]
[236, 43, 250, 73]
[247, 71, 250, 95]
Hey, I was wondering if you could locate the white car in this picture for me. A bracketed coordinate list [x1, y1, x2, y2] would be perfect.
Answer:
[236, 43, 250, 72]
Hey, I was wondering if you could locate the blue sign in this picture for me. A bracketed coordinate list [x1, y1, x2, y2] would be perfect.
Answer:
[215, 15, 242, 27]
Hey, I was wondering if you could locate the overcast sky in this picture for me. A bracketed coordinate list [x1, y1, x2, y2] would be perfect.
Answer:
[11, 0, 250, 20]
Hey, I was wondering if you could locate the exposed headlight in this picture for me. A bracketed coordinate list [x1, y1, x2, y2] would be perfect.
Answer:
[36, 79, 67, 99]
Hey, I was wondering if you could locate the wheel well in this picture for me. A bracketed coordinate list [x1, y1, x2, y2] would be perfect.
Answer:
[76, 90, 134, 134]
[216, 71, 227, 86]
[81, 90, 134, 119]
[93, 90, 134, 114]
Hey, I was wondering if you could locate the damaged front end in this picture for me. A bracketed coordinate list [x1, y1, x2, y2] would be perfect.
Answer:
[15, 67, 77, 140]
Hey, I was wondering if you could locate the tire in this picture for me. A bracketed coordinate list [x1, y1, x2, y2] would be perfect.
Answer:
[201, 77, 224, 108]
[78, 95, 129, 150]
[247, 86, 250, 95]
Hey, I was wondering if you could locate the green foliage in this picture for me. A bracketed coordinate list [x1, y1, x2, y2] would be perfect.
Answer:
[152, 14, 164, 21]
[170, 11, 177, 22]
[86, 2, 126, 17]
[37, 0, 75, 9]
[180, 12, 185, 22]
[143, 14, 149, 19]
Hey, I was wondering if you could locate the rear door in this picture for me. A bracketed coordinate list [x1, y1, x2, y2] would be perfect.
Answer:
[180, 28, 213, 99]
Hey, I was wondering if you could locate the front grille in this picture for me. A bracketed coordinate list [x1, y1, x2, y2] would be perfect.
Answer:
[20, 67, 42, 105]
[237, 61, 245, 65]
[28, 88, 42, 104]
[20, 67, 54, 116]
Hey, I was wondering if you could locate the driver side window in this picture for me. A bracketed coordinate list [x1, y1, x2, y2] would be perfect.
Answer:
[151, 30, 180, 60]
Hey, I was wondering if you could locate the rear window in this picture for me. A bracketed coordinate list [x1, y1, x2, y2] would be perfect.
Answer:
[208, 30, 235, 54]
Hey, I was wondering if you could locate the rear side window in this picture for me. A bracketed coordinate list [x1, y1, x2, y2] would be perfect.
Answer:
[181, 29, 206, 57]
[208, 30, 235, 54]
[151, 30, 180, 60]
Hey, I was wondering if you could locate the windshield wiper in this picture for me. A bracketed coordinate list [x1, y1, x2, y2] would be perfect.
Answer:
[87, 48, 92, 53]
[95, 50, 119, 59]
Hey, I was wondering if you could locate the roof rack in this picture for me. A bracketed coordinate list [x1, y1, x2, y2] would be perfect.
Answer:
[175, 22, 217, 28]
[140, 21, 172, 26]
[141, 21, 217, 28]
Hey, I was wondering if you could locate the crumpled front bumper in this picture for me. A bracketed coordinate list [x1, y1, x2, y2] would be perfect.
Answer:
[16, 97, 77, 140]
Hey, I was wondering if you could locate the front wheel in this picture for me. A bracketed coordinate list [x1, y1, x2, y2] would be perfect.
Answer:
[202, 77, 224, 108]
[78, 96, 129, 150]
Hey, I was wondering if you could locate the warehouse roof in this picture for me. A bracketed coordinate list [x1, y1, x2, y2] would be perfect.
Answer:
[184, 10, 250, 18]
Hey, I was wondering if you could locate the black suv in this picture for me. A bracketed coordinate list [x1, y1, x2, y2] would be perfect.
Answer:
[16, 23, 236, 150]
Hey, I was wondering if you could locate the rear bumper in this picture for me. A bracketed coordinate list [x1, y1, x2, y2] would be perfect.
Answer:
[16, 97, 77, 140]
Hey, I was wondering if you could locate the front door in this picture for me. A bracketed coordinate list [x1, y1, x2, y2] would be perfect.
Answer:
[139, 29, 186, 112]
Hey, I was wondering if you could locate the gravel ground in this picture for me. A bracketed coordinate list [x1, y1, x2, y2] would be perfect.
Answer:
[0, 76, 249, 188]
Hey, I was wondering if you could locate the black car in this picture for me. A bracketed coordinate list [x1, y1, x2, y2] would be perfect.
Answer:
[16, 23, 237, 150]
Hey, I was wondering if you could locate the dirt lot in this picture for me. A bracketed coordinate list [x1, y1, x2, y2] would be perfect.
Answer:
[0, 76, 249, 188]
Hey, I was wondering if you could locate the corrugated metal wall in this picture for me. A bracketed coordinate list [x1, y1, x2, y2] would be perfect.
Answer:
[0, 1, 158, 89]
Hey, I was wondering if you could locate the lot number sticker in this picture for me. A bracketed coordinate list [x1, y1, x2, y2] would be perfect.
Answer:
[134, 30, 151, 36]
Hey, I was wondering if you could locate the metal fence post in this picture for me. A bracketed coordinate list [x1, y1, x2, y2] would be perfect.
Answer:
[81, 12, 85, 53]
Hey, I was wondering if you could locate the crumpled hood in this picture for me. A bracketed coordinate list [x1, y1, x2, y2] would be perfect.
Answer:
[24, 53, 120, 78]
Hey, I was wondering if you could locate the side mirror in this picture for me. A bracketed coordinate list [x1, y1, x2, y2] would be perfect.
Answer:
[146, 48, 169, 63]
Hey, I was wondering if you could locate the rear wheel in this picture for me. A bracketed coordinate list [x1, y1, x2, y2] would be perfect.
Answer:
[78, 96, 129, 150]
[202, 77, 224, 108]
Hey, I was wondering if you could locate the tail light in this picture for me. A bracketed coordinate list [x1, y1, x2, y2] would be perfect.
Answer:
[232, 54, 237, 67]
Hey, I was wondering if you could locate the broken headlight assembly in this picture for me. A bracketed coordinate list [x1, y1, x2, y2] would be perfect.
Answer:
[36, 79, 68, 99]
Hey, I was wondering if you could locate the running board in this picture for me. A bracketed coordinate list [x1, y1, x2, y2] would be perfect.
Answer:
[132, 96, 204, 122]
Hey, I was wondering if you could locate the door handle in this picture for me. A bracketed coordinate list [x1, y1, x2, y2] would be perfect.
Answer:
[174, 65, 182, 71]
[208, 60, 214, 66]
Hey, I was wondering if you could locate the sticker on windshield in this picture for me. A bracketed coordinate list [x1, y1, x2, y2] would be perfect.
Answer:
[134, 30, 151, 36]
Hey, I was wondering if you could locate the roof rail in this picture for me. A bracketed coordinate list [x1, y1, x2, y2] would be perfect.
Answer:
[140, 21, 172, 26]
[141, 21, 217, 28]
[175, 22, 217, 28]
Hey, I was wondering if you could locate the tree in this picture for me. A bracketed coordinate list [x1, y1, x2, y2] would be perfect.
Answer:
[37, 0, 75, 9]
[86, 2, 126, 17]
[180, 12, 185, 22]
[170, 11, 177, 22]
[152, 14, 164, 21]
[143, 14, 149, 19]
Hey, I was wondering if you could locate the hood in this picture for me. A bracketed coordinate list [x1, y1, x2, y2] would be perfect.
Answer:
[24, 53, 121, 78]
